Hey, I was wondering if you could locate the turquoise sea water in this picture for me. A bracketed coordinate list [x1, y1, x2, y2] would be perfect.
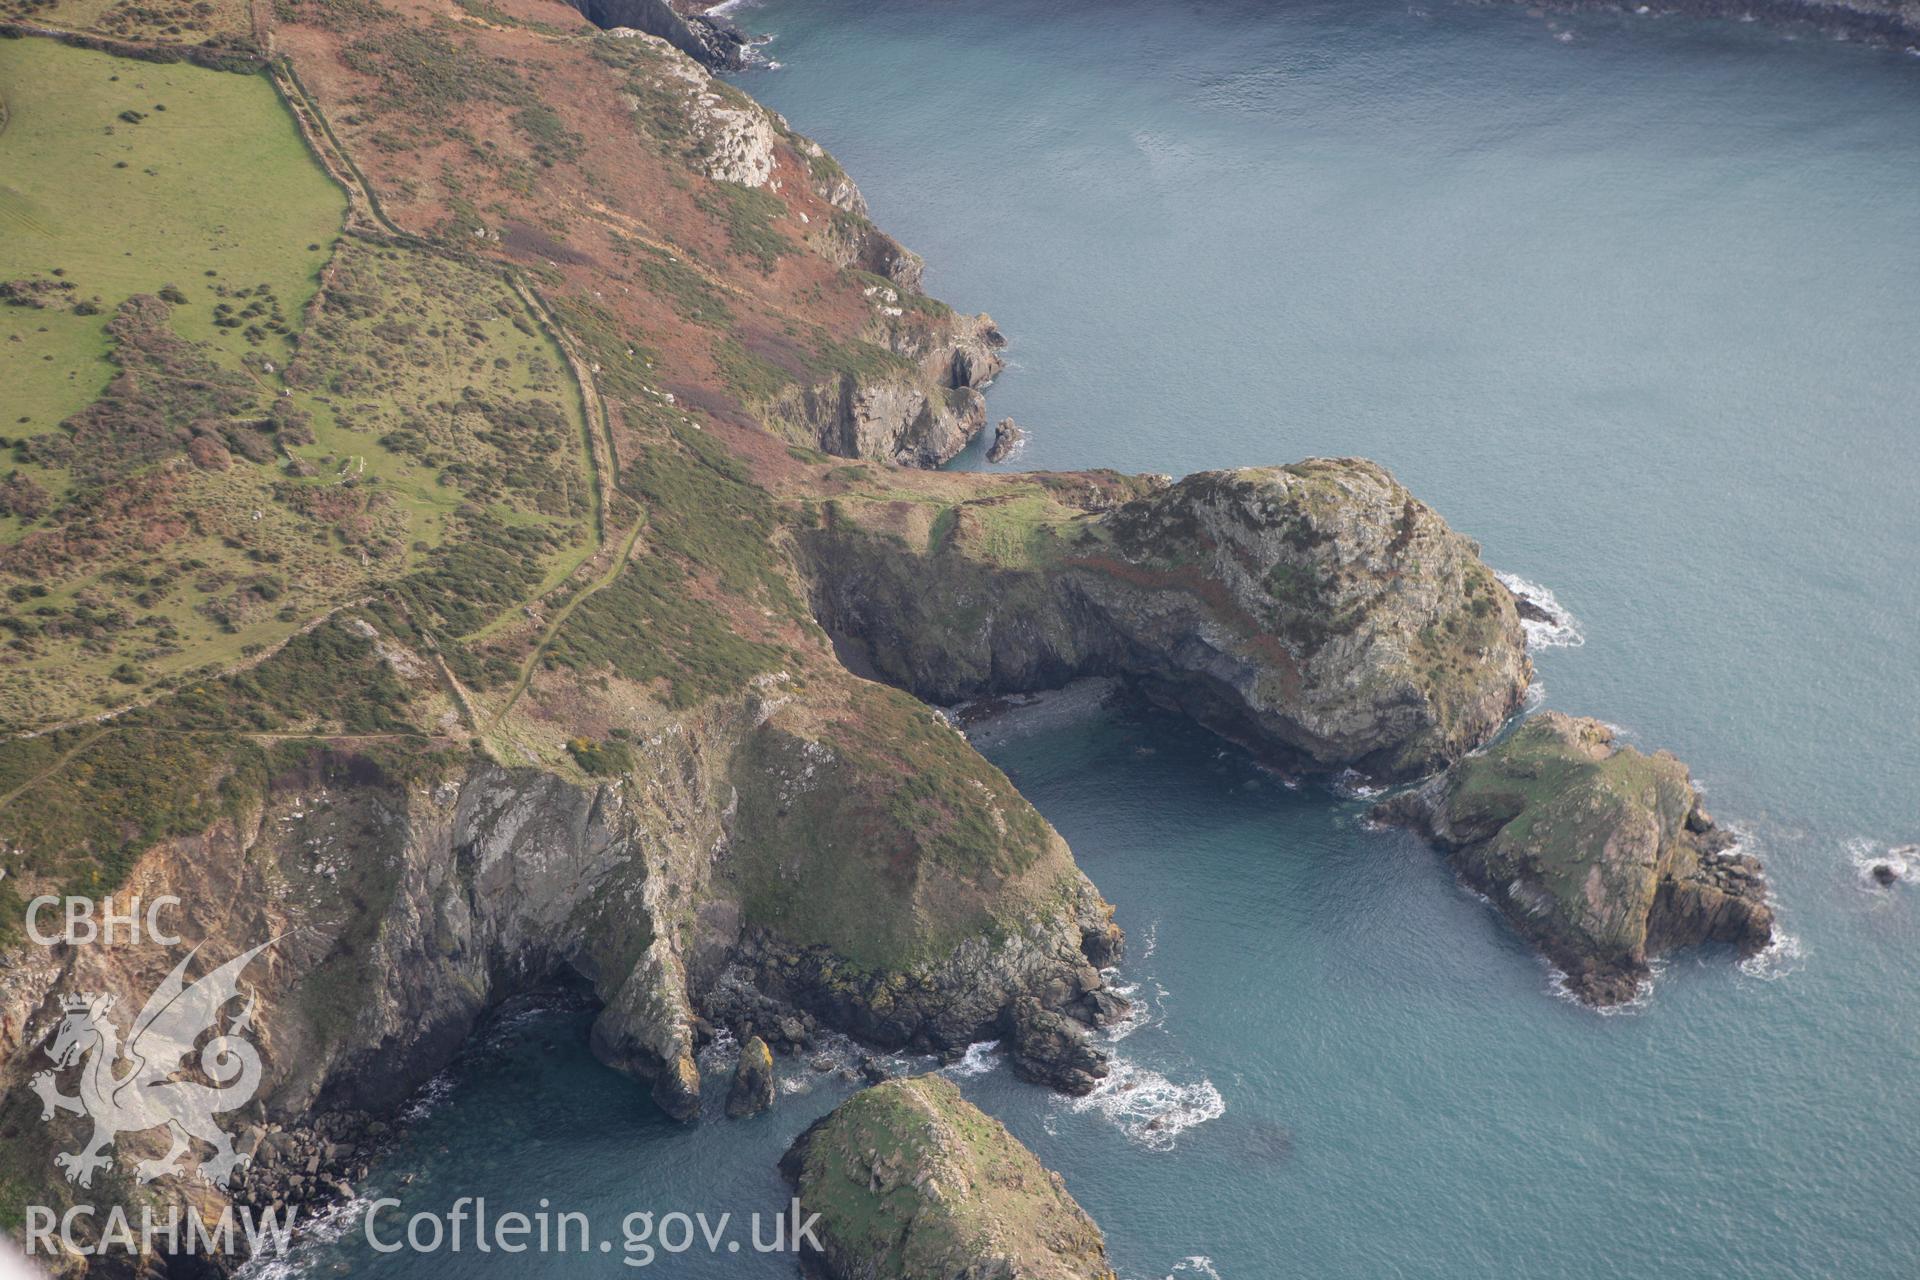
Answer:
[275, 3, 1920, 1277]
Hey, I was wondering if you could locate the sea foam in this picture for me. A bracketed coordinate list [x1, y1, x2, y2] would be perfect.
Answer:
[944, 1038, 1003, 1078]
[1071, 1055, 1225, 1152]
[1493, 570, 1585, 649]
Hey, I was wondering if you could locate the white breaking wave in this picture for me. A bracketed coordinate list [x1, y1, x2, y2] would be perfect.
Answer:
[1166, 1258, 1224, 1280]
[1544, 956, 1661, 1016]
[1101, 980, 1157, 1043]
[398, 1070, 454, 1124]
[695, 1025, 739, 1077]
[1332, 768, 1386, 800]
[233, 1193, 372, 1280]
[1070, 1055, 1224, 1152]
[1739, 929, 1806, 983]
[1493, 570, 1585, 649]
[944, 1039, 1003, 1078]
[1846, 835, 1918, 892]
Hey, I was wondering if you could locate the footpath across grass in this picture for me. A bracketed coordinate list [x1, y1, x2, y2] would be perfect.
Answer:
[0, 40, 598, 730]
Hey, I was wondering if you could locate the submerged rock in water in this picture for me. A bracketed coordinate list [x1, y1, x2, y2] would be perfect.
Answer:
[726, 1036, 776, 1118]
[1373, 711, 1775, 1005]
[780, 1075, 1116, 1280]
[1871, 863, 1901, 887]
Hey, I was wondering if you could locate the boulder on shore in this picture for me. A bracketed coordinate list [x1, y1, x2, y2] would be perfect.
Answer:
[780, 1075, 1116, 1280]
[1373, 711, 1775, 1005]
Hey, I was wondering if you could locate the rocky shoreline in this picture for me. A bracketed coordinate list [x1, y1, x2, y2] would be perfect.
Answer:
[570, 0, 751, 68]
[804, 460, 1533, 781]
[667, 0, 1920, 67]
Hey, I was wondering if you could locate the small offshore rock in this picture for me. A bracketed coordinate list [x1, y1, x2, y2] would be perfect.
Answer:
[985, 417, 1025, 463]
[780, 1075, 1116, 1280]
[1871, 863, 1901, 887]
[726, 1036, 776, 1119]
[1005, 997, 1108, 1095]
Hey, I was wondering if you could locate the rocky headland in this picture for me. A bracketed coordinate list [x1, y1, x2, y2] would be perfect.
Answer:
[802, 458, 1533, 780]
[780, 1074, 1116, 1280]
[1373, 711, 1776, 1004]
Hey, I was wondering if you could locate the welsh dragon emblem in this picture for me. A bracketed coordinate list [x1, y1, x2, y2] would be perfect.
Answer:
[30, 941, 273, 1189]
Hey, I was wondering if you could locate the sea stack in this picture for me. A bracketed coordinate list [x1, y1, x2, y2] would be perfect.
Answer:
[726, 1036, 776, 1118]
[986, 417, 1026, 462]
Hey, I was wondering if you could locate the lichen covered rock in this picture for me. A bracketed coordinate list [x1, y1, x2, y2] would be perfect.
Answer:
[780, 1075, 1116, 1280]
[1372, 711, 1776, 1004]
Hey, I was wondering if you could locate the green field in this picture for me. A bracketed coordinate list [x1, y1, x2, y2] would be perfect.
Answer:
[0, 40, 597, 730]
[0, 39, 342, 449]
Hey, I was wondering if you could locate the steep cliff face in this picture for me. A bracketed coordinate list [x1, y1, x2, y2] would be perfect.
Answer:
[594, 28, 1002, 465]
[780, 1075, 1116, 1280]
[0, 675, 1127, 1253]
[1373, 712, 1776, 1004]
[764, 308, 1005, 467]
[802, 459, 1532, 779]
[568, 0, 747, 68]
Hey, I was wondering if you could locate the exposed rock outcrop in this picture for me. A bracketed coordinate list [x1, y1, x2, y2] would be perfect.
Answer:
[796, 141, 927, 291]
[780, 1075, 1117, 1280]
[804, 459, 1532, 779]
[1372, 711, 1776, 1005]
[1005, 997, 1109, 1095]
[0, 678, 1126, 1257]
[608, 29, 774, 185]
[768, 309, 1005, 466]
